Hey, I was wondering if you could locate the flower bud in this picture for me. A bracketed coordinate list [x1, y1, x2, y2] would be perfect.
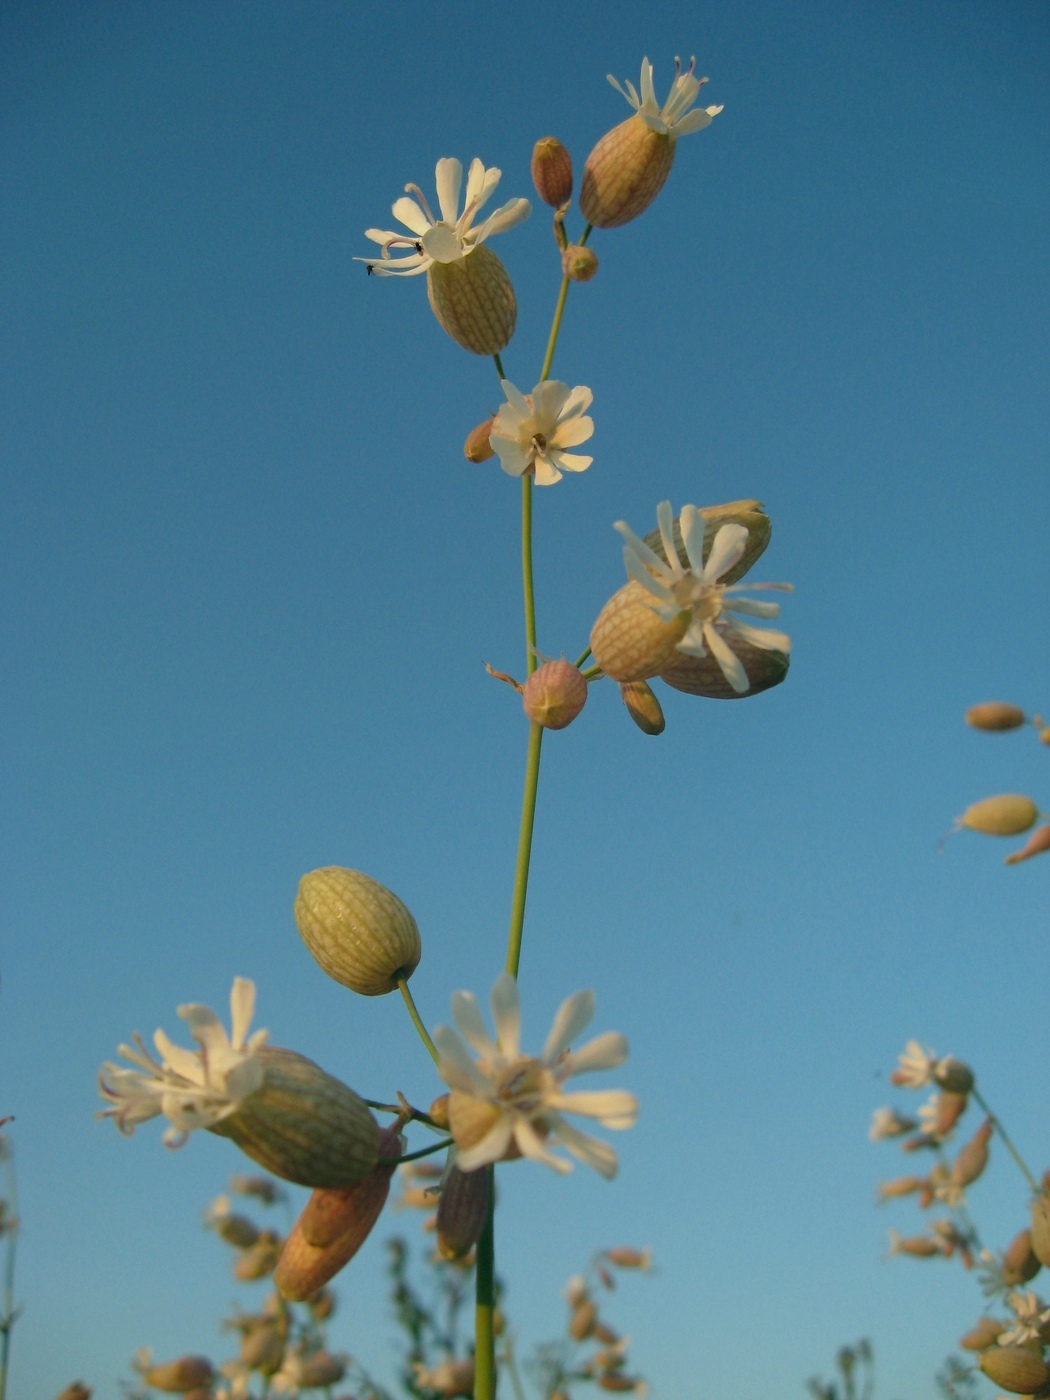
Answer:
[522, 660, 588, 729]
[570, 1298, 598, 1340]
[295, 867, 422, 996]
[580, 115, 676, 229]
[1002, 1227, 1042, 1285]
[966, 702, 1027, 731]
[562, 245, 599, 282]
[978, 1345, 1050, 1393]
[591, 580, 689, 682]
[140, 1356, 214, 1393]
[958, 795, 1038, 837]
[876, 1175, 926, 1202]
[532, 137, 573, 207]
[274, 1127, 401, 1300]
[888, 1230, 939, 1257]
[1006, 824, 1050, 866]
[240, 1323, 285, 1374]
[934, 1058, 975, 1094]
[464, 417, 495, 463]
[427, 244, 517, 355]
[604, 1246, 652, 1269]
[618, 680, 665, 735]
[928, 1091, 969, 1138]
[1031, 1191, 1050, 1268]
[428, 1093, 451, 1130]
[53, 1386, 92, 1400]
[959, 1315, 1005, 1351]
[437, 1163, 491, 1261]
[950, 1120, 992, 1188]
[297, 1352, 347, 1388]
[233, 1229, 282, 1281]
[210, 1045, 380, 1189]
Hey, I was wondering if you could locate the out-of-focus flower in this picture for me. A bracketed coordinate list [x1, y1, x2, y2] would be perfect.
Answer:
[132, 1348, 214, 1392]
[490, 379, 594, 486]
[999, 1290, 1050, 1345]
[99, 978, 268, 1145]
[604, 1246, 652, 1270]
[591, 501, 790, 690]
[270, 1345, 347, 1395]
[433, 972, 636, 1179]
[977, 1239, 1043, 1298]
[1006, 823, 1050, 866]
[887, 1229, 940, 1259]
[204, 1195, 260, 1248]
[868, 1106, 917, 1141]
[414, 1358, 475, 1397]
[917, 1091, 968, 1141]
[890, 1040, 944, 1089]
[580, 58, 722, 229]
[954, 794, 1039, 837]
[965, 702, 1027, 731]
[959, 1315, 1006, 1351]
[228, 1173, 286, 1206]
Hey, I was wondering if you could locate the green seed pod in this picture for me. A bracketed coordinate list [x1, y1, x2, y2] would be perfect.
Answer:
[619, 679, 665, 735]
[295, 867, 421, 996]
[580, 115, 676, 229]
[965, 702, 1027, 731]
[531, 137, 573, 207]
[958, 795, 1039, 837]
[426, 244, 517, 355]
[978, 1345, 1050, 1393]
[934, 1058, 975, 1093]
[210, 1046, 379, 1190]
[659, 624, 789, 700]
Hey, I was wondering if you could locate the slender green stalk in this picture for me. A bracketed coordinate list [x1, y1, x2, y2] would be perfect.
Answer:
[574, 645, 592, 668]
[501, 1336, 528, 1400]
[971, 1086, 1038, 1192]
[506, 720, 543, 979]
[522, 477, 537, 673]
[397, 976, 439, 1065]
[474, 1176, 497, 1400]
[493, 352, 506, 381]
[0, 1144, 18, 1400]
[381, 1138, 453, 1167]
[580, 664, 603, 681]
[539, 276, 570, 383]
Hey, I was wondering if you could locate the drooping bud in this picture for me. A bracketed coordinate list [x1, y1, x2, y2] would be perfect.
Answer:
[522, 660, 588, 729]
[570, 1298, 599, 1340]
[1031, 1188, 1050, 1267]
[965, 702, 1027, 731]
[294, 867, 422, 997]
[1006, 824, 1050, 866]
[233, 1229, 282, 1281]
[562, 245, 599, 282]
[531, 137, 573, 207]
[934, 1058, 975, 1094]
[591, 580, 689, 682]
[977, 1345, 1050, 1393]
[274, 1127, 401, 1300]
[240, 1323, 285, 1374]
[887, 1230, 940, 1258]
[618, 680, 665, 735]
[604, 1246, 652, 1269]
[950, 1120, 992, 1188]
[464, 417, 495, 463]
[209, 1045, 380, 1189]
[580, 116, 677, 229]
[1002, 1227, 1042, 1285]
[957, 795, 1039, 837]
[927, 1091, 969, 1138]
[426, 244, 517, 355]
[296, 1351, 347, 1388]
[139, 1355, 214, 1393]
[959, 1315, 1005, 1350]
[437, 1162, 491, 1261]
[876, 1175, 926, 1202]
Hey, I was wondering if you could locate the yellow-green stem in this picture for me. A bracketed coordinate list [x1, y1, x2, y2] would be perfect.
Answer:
[474, 1174, 497, 1400]
[506, 719, 543, 979]
[971, 1086, 1038, 1192]
[396, 976, 439, 1065]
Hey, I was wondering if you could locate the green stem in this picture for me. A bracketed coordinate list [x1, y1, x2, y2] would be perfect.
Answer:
[493, 352, 506, 381]
[381, 1138, 453, 1166]
[506, 721, 543, 979]
[971, 1086, 1038, 1192]
[580, 664, 604, 682]
[0, 1144, 18, 1400]
[522, 477, 537, 674]
[573, 645, 592, 668]
[539, 276, 570, 383]
[397, 976, 439, 1065]
[474, 1174, 497, 1400]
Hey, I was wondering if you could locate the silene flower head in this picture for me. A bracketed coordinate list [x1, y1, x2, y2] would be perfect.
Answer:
[359, 157, 531, 355]
[434, 972, 637, 1179]
[890, 1039, 953, 1090]
[868, 1106, 917, 1141]
[999, 1290, 1050, 1345]
[590, 501, 791, 692]
[490, 379, 594, 486]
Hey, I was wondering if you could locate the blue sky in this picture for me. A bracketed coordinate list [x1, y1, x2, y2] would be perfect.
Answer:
[2, 1, 1048, 1396]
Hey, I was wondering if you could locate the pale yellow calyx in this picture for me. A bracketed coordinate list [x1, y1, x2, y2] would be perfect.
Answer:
[591, 579, 690, 682]
[426, 243, 517, 354]
[294, 866, 421, 996]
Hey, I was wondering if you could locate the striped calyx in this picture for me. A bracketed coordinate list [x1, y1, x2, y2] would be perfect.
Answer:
[295, 866, 422, 996]
[580, 115, 676, 229]
[426, 244, 517, 355]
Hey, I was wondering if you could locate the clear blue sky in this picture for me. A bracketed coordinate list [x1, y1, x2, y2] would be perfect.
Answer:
[2, 2, 1048, 1396]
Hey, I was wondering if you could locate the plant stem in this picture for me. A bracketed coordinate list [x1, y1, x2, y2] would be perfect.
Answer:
[971, 1086, 1039, 1192]
[522, 477, 537, 675]
[381, 1138, 453, 1166]
[474, 1174, 497, 1400]
[397, 976, 440, 1065]
[0, 1145, 18, 1400]
[506, 720, 542, 980]
[493, 352, 506, 380]
[574, 645, 592, 668]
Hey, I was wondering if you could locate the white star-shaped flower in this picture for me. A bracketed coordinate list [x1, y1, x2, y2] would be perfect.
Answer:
[890, 1040, 943, 1089]
[614, 500, 791, 694]
[868, 1106, 917, 1141]
[358, 157, 530, 277]
[999, 1290, 1050, 1345]
[98, 977, 268, 1147]
[490, 379, 594, 486]
[434, 972, 637, 1179]
[608, 56, 723, 138]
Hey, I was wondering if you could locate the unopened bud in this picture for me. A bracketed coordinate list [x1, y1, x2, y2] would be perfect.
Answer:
[234, 1229, 282, 1281]
[888, 1230, 940, 1258]
[274, 1127, 401, 1300]
[140, 1356, 214, 1393]
[618, 680, 665, 735]
[295, 867, 422, 997]
[298, 1352, 347, 1389]
[570, 1298, 598, 1340]
[437, 1162, 491, 1261]
[240, 1323, 285, 1375]
[522, 660, 588, 729]
[978, 1345, 1050, 1393]
[562, 245, 599, 282]
[464, 417, 495, 463]
[928, 1091, 969, 1138]
[959, 1316, 1005, 1351]
[531, 137, 573, 207]
[428, 1094, 450, 1130]
[876, 1175, 926, 1202]
[427, 245, 517, 355]
[950, 1120, 992, 1188]
[957, 794, 1039, 837]
[1031, 1191, 1050, 1268]
[966, 702, 1027, 731]
[604, 1247, 652, 1269]
[934, 1058, 975, 1093]
[1002, 1227, 1042, 1285]
[210, 1046, 379, 1189]
[1006, 824, 1050, 866]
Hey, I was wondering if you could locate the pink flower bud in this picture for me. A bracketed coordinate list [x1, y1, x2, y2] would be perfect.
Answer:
[522, 660, 588, 730]
[531, 137, 573, 207]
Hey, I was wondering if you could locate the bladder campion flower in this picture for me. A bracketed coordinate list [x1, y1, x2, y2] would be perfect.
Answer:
[490, 379, 594, 486]
[433, 972, 637, 1179]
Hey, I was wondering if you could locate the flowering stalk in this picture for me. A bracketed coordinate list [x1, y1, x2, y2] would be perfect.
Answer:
[474, 1178, 497, 1400]
[971, 1085, 1038, 1193]
[396, 974, 440, 1066]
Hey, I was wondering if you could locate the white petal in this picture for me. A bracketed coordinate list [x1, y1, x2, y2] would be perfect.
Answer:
[500, 379, 531, 418]
[464, 158, 499, 217]
[558, 384, 593, 419]
[639, 59, 656, 112]
[727, 619, 791, 653]
[531, 379, 570, 427]
[703, 523, 748, 583]
[675, 617, 709, 656]
[494, 442, 532, 478]
[454, 1114, 513, 1172]
[422, 224, 465, 264]
[622, 547, 675, 602]
[550, 1089, 638, 1129]
[228, 978, 257, 1049]
[531, 455, 563, 487]
[613, 520, 673, 584]
[433, 1026, 492, 1096]
[154, 1029, 205, 1085]
[434, 158, 463, 225]
[473, 197, 531, 243]
[680, 504, 707, 573]
[546, 450, 591, 476]
[550, 415, 593, 449]
[547, 1115, 618, 1179]
[542, 989, 595, 1063]
[513, 1117, 571, 1174]
[450, 991, 498, 1058]
[724, 597, 780, 619]
[673, 107, 717, 136]
[655, 501, 680, 575]
[489, 973, 522, 1057]
[564, 1030, 629, 1075]
[390, 197, 431, 236]
[701, 621, 749, 693]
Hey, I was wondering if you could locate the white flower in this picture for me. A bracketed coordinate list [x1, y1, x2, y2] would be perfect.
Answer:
[1000, 1290, 1050, 1345]
[433, 972, 637, 1179]
[98, 977, 268, 1147]
[891, 1040, 943, 1089]
[614, 501, 791, 694]
[868, 1106, 917, 1141]
[976, 1249, 1012, 1300]
[608, 56, 723, 138]
[490, 379, 594, 486]
[358, 157, 530, 277]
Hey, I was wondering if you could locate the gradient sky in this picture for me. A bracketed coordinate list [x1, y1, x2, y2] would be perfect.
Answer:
[2, 2, 1048, 1397]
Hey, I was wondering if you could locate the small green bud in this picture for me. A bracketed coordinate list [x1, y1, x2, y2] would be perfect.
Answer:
[295, 867, 422, 996]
